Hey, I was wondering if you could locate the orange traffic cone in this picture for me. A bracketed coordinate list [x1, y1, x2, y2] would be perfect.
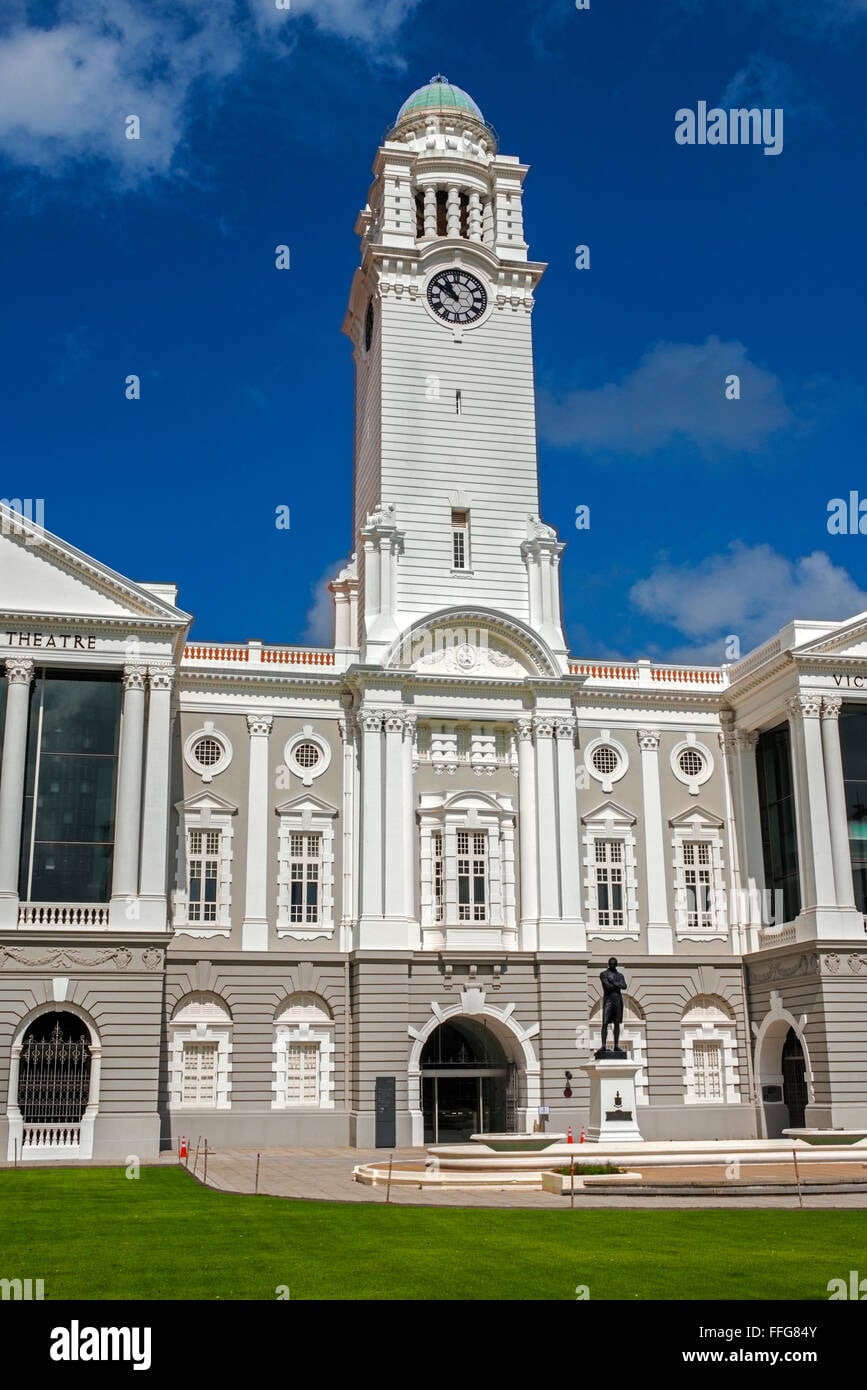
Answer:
[580, 1125, 586, 1144]
[567, 1125, 573, 1144]
[179, 1135, 188, 1159]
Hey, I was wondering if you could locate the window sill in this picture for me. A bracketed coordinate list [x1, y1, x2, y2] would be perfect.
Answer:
[450, 568, 474, 576]
[173, 925, 231, 938]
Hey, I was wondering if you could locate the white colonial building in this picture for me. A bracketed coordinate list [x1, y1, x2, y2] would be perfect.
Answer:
[2, 79, 866, 1160]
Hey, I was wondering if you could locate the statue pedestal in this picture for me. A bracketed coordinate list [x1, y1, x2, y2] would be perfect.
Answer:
[579, 1059, 643, 1143]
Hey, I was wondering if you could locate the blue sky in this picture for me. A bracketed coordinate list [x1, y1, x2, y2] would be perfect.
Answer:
[2, 0, 866, 664]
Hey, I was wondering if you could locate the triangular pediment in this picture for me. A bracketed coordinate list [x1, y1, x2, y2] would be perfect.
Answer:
[795, 610, 867, 658]
[176, 791, 238, 815]
[0, 506, 190, 627]
[581, 799, 637, 828]
[275, 794, 338, 818]
[669, 805, 723, 830]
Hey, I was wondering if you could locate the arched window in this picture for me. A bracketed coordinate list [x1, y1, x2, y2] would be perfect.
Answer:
[681, 995, 740, 1104]
[272, 994, 335, 1110]
[7, 1007, 100, 1161]
[169, 993, 233, 1110]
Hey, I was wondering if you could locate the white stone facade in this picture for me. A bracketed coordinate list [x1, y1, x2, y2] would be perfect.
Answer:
[1, 80, 867, 1156]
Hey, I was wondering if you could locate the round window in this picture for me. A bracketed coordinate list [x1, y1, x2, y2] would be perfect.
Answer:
[678, 748, 705, 780]
[591, 745, 619, 777]
[294, 742, 321, 770]
[192, 736, 223, 769]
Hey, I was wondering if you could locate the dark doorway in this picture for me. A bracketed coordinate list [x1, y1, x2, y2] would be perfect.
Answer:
[374, 1075, 396, 1148]
[782, 1027, 807, 1129]
[421, 1019, 511, 1143]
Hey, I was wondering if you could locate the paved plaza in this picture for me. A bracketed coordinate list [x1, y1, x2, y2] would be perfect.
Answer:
[159, 1145, 867, 1210]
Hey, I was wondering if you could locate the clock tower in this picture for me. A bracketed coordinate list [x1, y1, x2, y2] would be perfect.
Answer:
[339, 77, 568, 668]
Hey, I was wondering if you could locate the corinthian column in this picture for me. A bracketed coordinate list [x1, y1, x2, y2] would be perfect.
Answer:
[534, 716, 558, 928]
[358, 709, 384, 940]
[787, 693, 835, 911]
[138, 666, 175, 928]
[0, 658, 34, 926]
[383, 713, 406, 920]
[555, 716, 585, 947]
[403, 714, 418, 945]
[516, 717, 538, 948]
[110, 665, 147, 923]
[820, 696, 857, 910]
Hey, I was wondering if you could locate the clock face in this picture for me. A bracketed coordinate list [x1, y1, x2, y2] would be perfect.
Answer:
[364, 298, 374, 352]
[427, 268, 487, 325]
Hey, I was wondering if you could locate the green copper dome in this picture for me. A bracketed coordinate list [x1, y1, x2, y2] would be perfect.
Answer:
[397, 75, 483, 123]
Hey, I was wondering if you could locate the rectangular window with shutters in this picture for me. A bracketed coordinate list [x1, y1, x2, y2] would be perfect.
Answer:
[693, 1040, 724, 1101]
[451, 508, 469, 570]
[188, 829, 220, 923]
[289, 832, 321, 924]
[457, 829, 487, 922]
[683, 841, 713, 930]
[286, 1041, 320, 1105]
[594, 839, 624, 928]
[181, 1041, 218, 1107]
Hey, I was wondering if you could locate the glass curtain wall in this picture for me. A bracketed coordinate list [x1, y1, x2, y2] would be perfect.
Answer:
[18, 671, 121, 903]
[756, 723, 801, 923]
[838, 705, 867, 911]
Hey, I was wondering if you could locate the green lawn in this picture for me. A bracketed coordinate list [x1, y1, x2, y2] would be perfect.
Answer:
[1, 1166, 864, 1300]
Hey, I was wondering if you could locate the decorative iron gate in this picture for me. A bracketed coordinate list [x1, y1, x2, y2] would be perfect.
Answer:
[17, 1019, 91, 1143]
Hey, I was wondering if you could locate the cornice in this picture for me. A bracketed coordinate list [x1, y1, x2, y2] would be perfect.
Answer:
[0, 610, 186, 634]
[178, 671, 346, 698]
[792, 653, 867, 671]
[722, 651, 794, 702]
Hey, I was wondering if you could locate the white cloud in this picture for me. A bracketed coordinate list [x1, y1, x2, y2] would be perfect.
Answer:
[539, 338, 791, 455]
[302, 554, 351, 645]
[630, 543, 867, 662]
[0, 0, 419, 185]
[277, 0, 421, 44]
[719, 52, 822, 122]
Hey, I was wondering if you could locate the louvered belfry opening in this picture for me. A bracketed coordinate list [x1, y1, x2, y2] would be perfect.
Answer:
[17, 1014, 91, 1125]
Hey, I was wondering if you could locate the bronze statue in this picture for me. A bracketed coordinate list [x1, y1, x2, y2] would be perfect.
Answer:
[597, 957, 627, 1056]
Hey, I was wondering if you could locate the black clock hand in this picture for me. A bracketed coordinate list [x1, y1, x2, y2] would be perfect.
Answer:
[443, 282, 461, 302]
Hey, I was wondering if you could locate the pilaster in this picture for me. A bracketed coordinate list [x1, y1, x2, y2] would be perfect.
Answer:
[109, 665, 147, 926]
[0, 657, 34, 927]
[137, 665, 175, 929]
[516, 717, 538, 949]
[637, 729, 672, 953]
[241, 713, 273, 950]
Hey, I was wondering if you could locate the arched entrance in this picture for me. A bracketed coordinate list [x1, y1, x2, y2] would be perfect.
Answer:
[782, 1027, 808, 1129]
[753, 997, 813, 1138]
[421, 1019, 512, 1143]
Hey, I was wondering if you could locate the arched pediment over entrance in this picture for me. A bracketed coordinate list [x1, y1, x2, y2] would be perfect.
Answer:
[383, 607, 562, 679]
